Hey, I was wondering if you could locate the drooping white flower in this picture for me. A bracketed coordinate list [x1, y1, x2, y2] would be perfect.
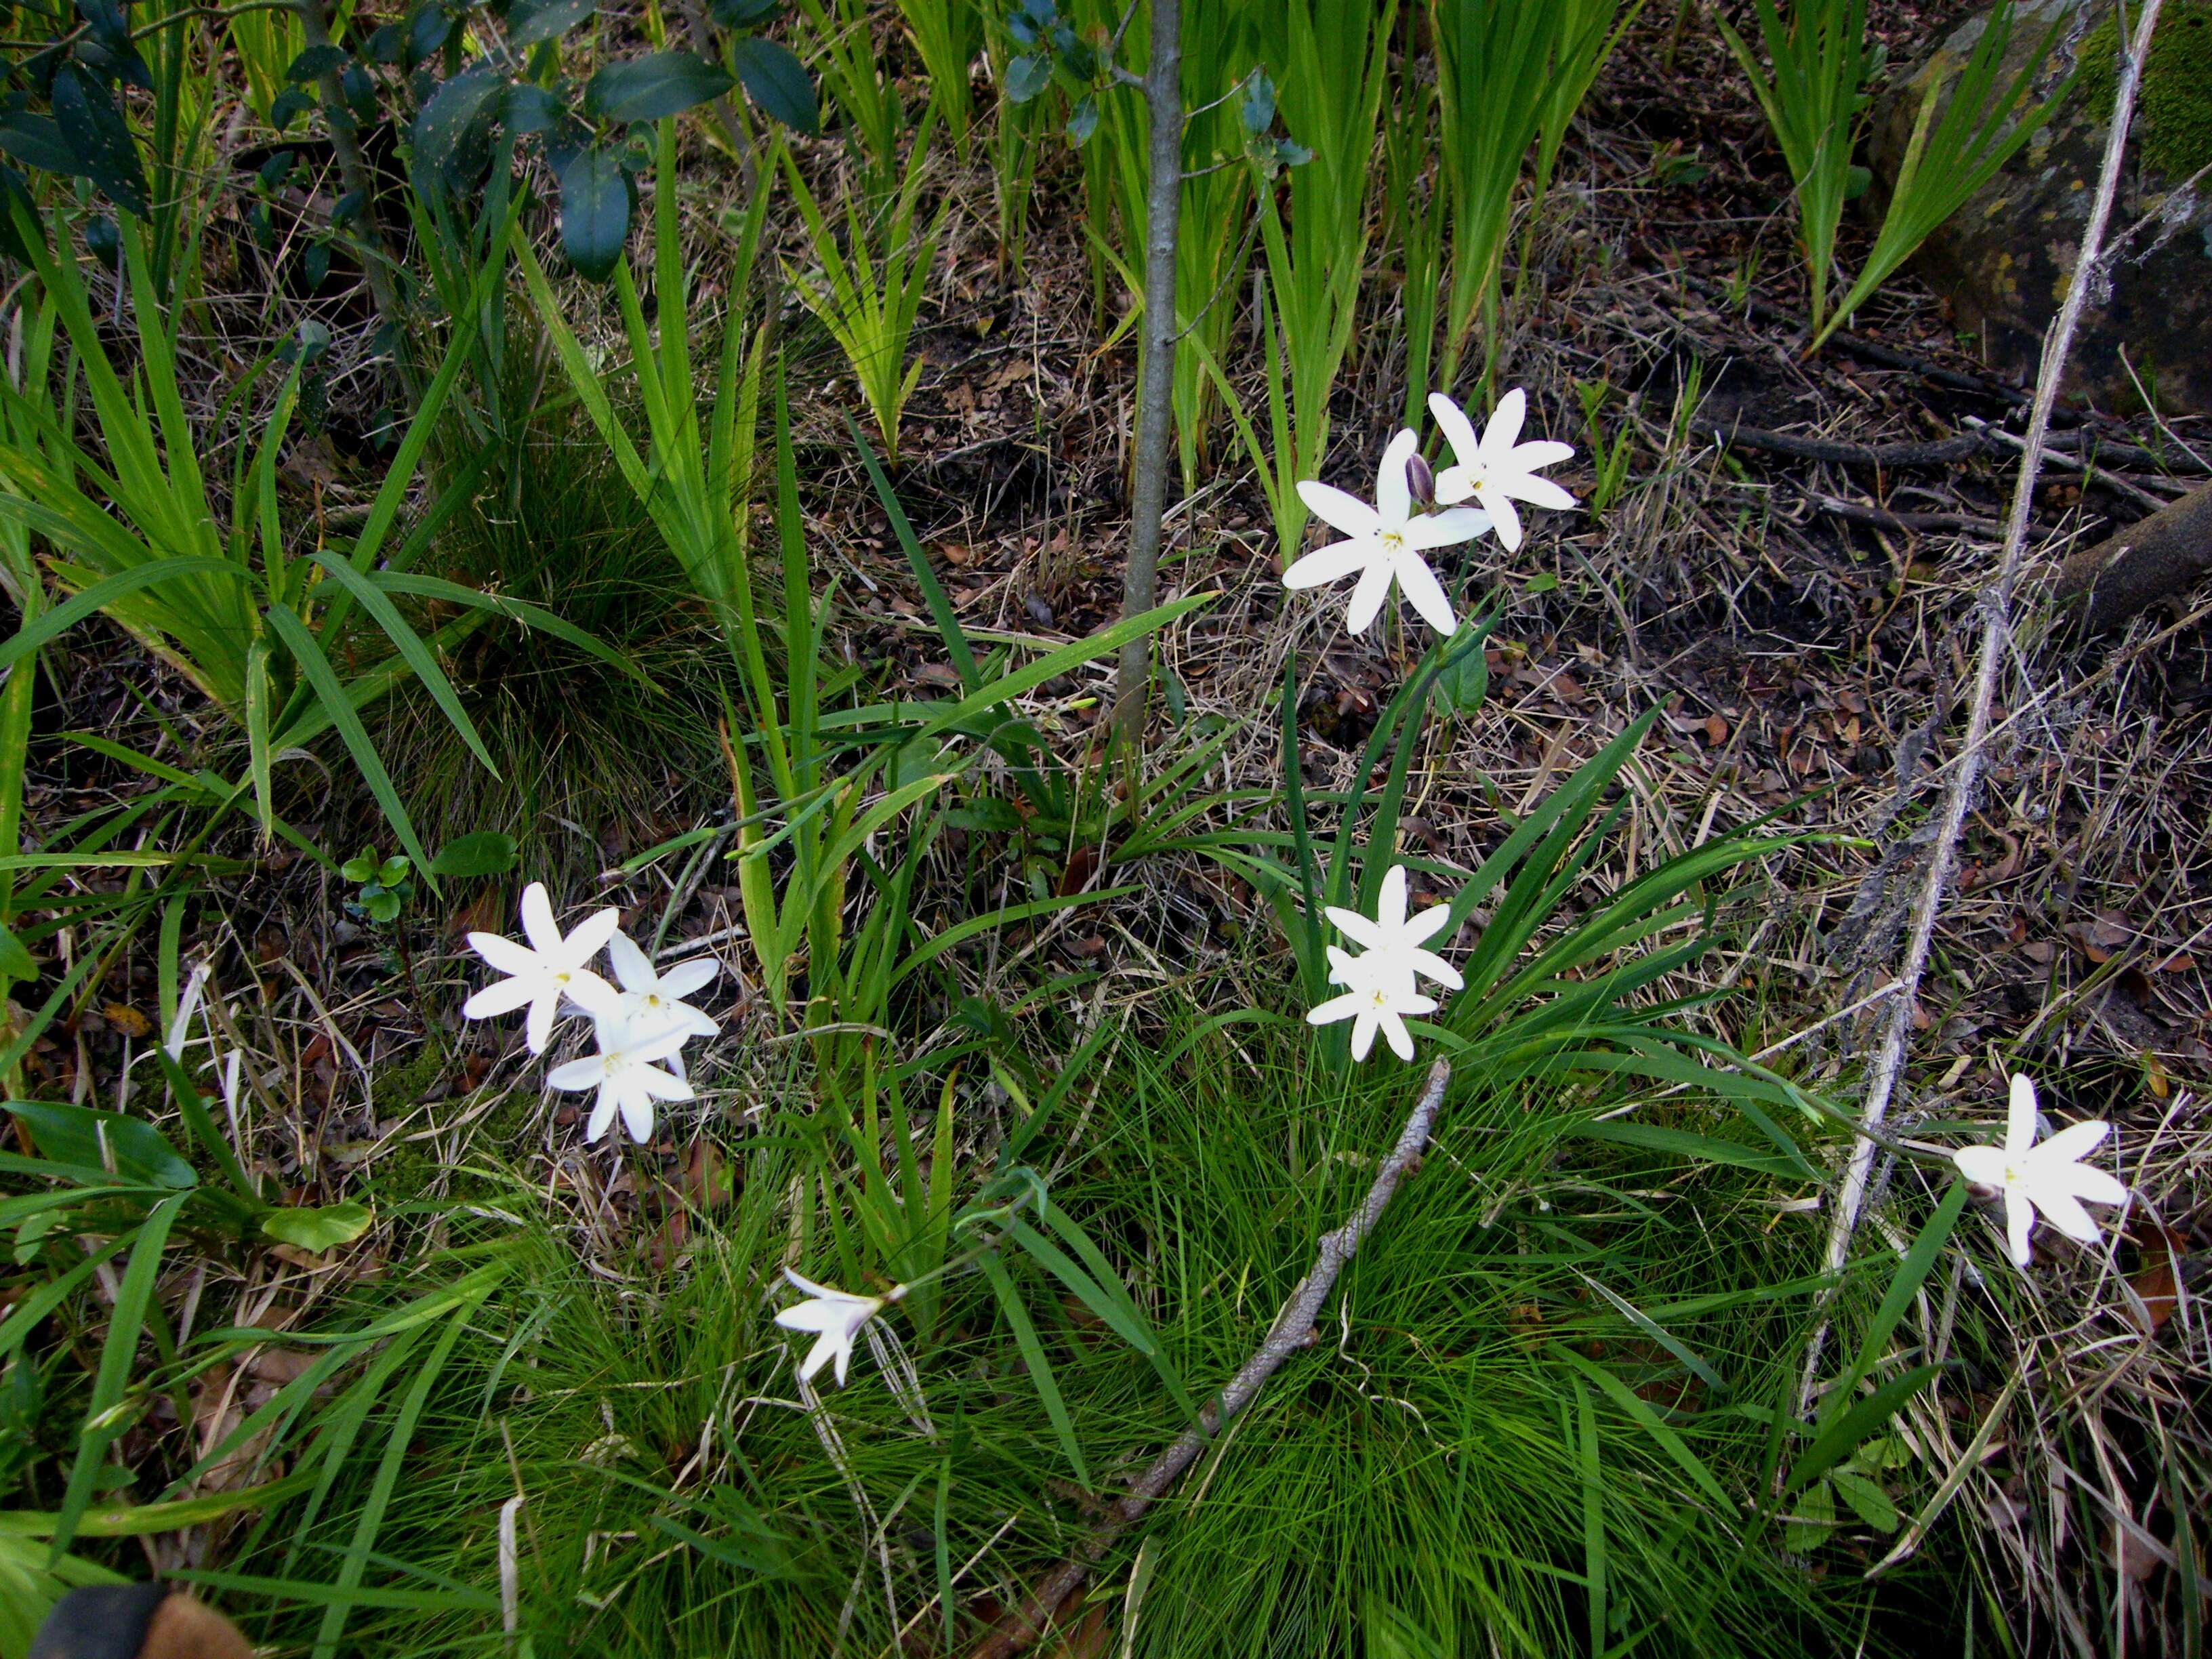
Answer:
[605, 930, 720, 1079]
[546, 1012, 693, 1144]
[773, 1269, 890, 1388]
[1307, 951, 1437, 1063]
[1428, 388, 1576, 552]
[1324, 865, 1462, 998]
[1952, 1073, 2129, 1269]
[462, 882, 623, 1053]
[1286, 428, 1492, 636]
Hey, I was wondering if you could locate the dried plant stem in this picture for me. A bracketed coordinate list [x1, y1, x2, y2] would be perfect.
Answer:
[1797, 0, 2167, 1416]
[972, 1059, 1452, 1658]
[1110, 0, 1182, 745]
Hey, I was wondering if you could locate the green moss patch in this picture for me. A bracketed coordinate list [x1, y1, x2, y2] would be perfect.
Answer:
[2076, 0, 2212, 180]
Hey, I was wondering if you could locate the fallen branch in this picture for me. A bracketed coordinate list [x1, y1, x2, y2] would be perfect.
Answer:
[2050, 480, 2212, 632]
[1809, 493, 2009, 539]
[1797, 0, 2167, 1418]
[971, 1059, 1454, 1658]
[1694, 415, 1997, 470]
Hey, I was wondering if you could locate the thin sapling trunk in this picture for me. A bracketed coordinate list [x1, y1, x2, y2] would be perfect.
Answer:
[1110, 0, 1183, 745]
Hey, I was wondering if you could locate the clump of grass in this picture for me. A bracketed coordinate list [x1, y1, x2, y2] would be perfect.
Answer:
[368, 372, 729, 885]
[200, 1010, 1964, 1658]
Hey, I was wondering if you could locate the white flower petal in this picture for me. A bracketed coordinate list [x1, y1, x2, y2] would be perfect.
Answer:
[1282, 537, 1378, 590]
[2032, 1189, 2104, 1248]
[1394, 548, 1459, 636]
[1509, 439, 1576, 470]
[1307, 991, 1368, 1027]
[2005, 1193, 2036, 1267]
[524, 992, 560, 1056]
[2006, 1074, 2039, 1160]
[1483, 489, 1525, 552]
[1348, 1008, 1379, 1061]
[605, 929, 655, 995]
[1502, 475, 1578, 512]
[565, 906, 623, 964]
[468, 932, 541, 977]
[1375, 867, 1408, 930]
[1404, 508, 1492, 550]
[2045, 1161, 2128, 1207]
[519, 882, 560, 955]
[1380, 1008, 1415, 1061]
[585, 1089, 618, 1144]
[546, 1057, 604, 1090]
[1344, 556, 1396, 634]
[1486, 388, 1527, 455]
[462, 977, 537, 1021]
[1376, 430, 1418, 527]
[1432, 464, 1475, 507]
[1295, 479, 1381, 538]
[658, 958, 719, 999]
[1427, 392, 1480, 468]
[1404, 948, 1462, 991]
[2030, 1118, 2110, 1166]
[1952, 1145, 2007, 1187]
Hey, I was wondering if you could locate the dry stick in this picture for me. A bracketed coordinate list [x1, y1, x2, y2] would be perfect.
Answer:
[1795, 0, 2167, 1422]
[1109, 0, 1183, 745]
[972, 1059, 1454, 1659]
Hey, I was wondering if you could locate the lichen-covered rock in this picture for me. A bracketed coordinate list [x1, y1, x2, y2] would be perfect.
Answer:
[1867, 0, 2212, 413]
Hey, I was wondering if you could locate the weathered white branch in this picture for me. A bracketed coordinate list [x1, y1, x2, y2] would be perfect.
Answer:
[1799, 0, 2168, 1414]
[975, 1059, 1453, 1657]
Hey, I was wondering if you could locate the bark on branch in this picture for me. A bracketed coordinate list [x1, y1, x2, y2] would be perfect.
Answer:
[1109, 0, 1182, 745]
[2050, 480, 2212, 632]
[971, 1059, 1454, 1658]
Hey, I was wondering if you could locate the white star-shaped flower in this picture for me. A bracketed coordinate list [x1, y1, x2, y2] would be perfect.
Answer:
[1286, 428, 1492, 636]
[1428, 388, 1576, 552]
[1952, 1073, 2128, 1269]
[1307, 953, 1437, 1063]
[1305, 866, 1460, 1062]
[546, 1011, 694, 1144]
[605, 930, 719, 1079]
[462, 882, 622, 1053]
[1323, 865, 1462, 997]
[773, 1269, 889, 1388]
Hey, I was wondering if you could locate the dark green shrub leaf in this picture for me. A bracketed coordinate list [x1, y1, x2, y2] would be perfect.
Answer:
[731, 36, 815, 133]
[708, 0, 779, 24]
[1240, 68, 1275, 134]
[1004, 54, 1050, 103]
[428, 831, 518, 878]
[558, 142, 631, 280]
[507, 0, 594, 49]
[268, 87, 314, 129]
[1065, 94, 1096, 142]
[51, 64, 148, 216]
[302, 240, 329, 286]
[0, 113, 84, 175]
[261, 1200, 372, 1251]
[411, 65, 503, 189]
[285, 43, 347, 81]
[3, 1101, 196, 1189]
[408, 2, 454, 64]
[583, 51, 733, 123]
[502, 81, 561, 134]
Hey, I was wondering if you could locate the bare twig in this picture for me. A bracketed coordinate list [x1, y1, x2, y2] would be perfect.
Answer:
[1797, 0, 2168, 1417]
[1109, 0, 1183, 743]
[972, 1059, 1454, 1658]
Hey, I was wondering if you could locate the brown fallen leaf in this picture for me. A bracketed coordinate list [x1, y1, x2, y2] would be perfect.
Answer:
[102, 1002, 154, 1038]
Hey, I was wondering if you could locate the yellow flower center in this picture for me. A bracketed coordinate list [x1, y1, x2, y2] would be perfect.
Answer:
[1377, 528, 1407, 558]
[1367, 985, 1393, 1010]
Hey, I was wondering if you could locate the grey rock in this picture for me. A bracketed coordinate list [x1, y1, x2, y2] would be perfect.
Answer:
[1866, 0, 2212, 414]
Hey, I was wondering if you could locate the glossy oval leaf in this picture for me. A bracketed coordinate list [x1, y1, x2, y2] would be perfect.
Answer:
[261, 1200, 373, 1252]
[583, 51, 733, 123]
[428, 830, 517, 878]
[0, 113, 85, 175]
[410, 66, 504, 190]
[50, 65, 148, 216]
[3, 1100, 196, 1189]
[731, 37, 817, 134]
[507, 0, 594, 49]
[558, 143, 631, 281]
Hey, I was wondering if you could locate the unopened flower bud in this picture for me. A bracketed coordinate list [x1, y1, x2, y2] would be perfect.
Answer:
[1404, 451, 1436, 506]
